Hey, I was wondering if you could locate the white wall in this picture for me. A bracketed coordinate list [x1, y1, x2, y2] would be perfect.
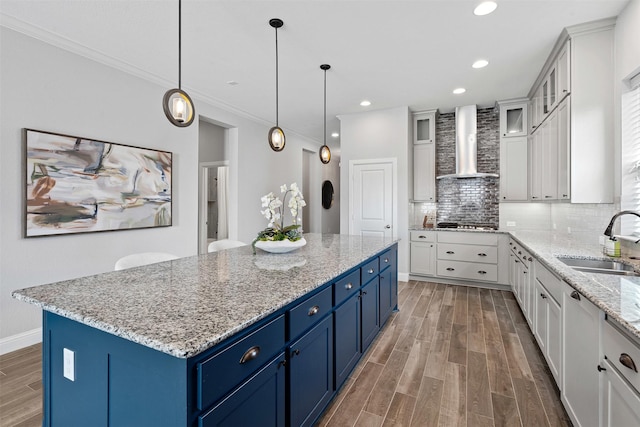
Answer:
[0, 27, 323, 350]
[338, 106, 410, 275]
[199, 120, 227, 163]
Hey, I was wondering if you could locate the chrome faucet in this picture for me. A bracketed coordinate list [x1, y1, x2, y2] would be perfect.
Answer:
[604, 210, 640, 239]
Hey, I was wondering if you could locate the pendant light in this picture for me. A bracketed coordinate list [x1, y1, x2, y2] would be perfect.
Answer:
[268, 18, 286, 151]
[163, 0, 195, 127]
[319, 64, 331, 164]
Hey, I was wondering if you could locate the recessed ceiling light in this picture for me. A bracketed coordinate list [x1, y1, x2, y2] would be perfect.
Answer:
[472, 59, 489, 69]
[360, 100, 371, 107]
[453, 88, 466, 94]
[331, 132, 340, 138]
[226, 80, 239, 86]
[474, 1, 498, 16]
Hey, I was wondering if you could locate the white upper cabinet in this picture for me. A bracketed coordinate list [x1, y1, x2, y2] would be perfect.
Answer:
[556, 40, 571, 101]
[413, 110, 437, 144]
[499, 100, 528, 138]
[413, 143, 436, 202]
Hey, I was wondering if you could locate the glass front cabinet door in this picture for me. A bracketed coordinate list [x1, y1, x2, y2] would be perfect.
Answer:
[413, 110, 437, 144]
[499, 101, 528, 138]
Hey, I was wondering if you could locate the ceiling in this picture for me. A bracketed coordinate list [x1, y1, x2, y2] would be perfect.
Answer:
[0, 0, 630, 148]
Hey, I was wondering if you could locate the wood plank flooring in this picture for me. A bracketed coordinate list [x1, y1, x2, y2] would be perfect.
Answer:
[317, 281, 572, 427]
[0, 281, 570, 427]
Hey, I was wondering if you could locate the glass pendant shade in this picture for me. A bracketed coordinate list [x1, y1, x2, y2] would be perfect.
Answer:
[268, 126, 286, 151]
[163, 88, 195, 127]
[319, 145, 331, 163]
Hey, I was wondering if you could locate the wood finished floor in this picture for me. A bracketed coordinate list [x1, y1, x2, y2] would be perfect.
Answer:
[0, 281, 571, 427]
[317, 281, 572, 427]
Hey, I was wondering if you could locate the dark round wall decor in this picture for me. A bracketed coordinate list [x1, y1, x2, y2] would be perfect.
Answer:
[322, 180, 334, 209]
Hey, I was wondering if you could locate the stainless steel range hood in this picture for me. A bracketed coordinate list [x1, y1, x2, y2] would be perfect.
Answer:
[436, 105, 499, 179]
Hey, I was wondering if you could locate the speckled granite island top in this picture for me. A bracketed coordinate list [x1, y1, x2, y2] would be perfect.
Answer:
[12, 234, 396, 359]
[510, 231, 640, 340]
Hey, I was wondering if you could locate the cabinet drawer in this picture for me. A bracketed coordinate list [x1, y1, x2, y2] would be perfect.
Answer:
[197, 315, 285, 411]
[437, 260, 498, 282]
[379, 248, 395, 272]
[361, 258, 379, 284]
[289, 286, 332, 340]
[410, 230, 436, 242]
[437, 232, 498, 246]
[334, 270, 361, 306]
[534, 261, 562, 304]
[437, 243, 498, 264]
[603, 320, 640, 392]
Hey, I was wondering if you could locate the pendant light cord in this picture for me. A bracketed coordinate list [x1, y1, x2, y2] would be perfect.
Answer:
[275, 25, 279, 126]
[178, 0, 182, 90]
[323, 68, 327, 145]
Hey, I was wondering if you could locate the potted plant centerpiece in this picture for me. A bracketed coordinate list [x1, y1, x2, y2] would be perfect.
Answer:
[252, 183, 307, 254]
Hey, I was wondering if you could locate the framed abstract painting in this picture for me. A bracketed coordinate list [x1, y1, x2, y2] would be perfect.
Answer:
[24, 129, 172, 237]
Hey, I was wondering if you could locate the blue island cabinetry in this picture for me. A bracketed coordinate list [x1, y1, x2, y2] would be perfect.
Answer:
[41, 242, 398, 427]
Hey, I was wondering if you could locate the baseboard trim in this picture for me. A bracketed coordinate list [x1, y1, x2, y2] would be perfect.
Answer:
[398, 272, 410, 282]
[0, 328, 42, 355]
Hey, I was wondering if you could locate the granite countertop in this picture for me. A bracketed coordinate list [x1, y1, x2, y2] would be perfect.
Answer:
[409, 227, 506, 234]
[12, 234, 396, 359]
[509, 230, 640, 340]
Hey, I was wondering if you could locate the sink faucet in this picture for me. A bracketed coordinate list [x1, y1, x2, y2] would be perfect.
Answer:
[604, 210, 640, 239]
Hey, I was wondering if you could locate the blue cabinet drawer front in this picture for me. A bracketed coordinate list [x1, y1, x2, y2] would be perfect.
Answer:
[197, 315, 285, 411]
[361, 258, 379, 284]
[379, 248, 395, 272]
[333, 270, 361, 306]
[289, 286, 332, 340]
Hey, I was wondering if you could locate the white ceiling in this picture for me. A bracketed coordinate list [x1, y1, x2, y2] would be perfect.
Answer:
[0, 0, 630, 147]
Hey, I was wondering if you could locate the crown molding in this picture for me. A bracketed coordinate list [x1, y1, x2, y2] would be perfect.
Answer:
[0, 13, 321, 145]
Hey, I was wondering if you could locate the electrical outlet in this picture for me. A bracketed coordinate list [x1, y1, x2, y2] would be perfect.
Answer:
[506, 221, 516, 227]
[63, 348, 75, 381]
[599, 236, 605, 245]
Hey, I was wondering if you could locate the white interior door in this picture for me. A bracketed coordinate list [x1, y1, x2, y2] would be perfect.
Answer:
[351, 161, 393, 238]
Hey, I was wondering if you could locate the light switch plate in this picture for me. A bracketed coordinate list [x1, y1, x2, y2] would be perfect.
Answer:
[63, 348, 75, 381]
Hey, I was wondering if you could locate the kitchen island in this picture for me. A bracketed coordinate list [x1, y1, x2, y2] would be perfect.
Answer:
[12, 234, 398, 427]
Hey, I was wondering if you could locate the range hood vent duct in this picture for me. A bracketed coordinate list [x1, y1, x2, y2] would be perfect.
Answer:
[436, 105, 499, 179]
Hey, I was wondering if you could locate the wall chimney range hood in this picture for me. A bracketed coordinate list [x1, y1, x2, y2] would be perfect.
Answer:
[436, 105, 499, 179]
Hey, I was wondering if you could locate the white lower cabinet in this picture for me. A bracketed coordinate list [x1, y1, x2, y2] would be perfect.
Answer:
[409, 231, 436, 276]
[562, 283, 600, 427]
[601, 359, 640, 427]
[533, 261, 562, 384]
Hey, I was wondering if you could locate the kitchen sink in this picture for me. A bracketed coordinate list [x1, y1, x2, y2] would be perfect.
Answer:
[556, 256, 640, 276]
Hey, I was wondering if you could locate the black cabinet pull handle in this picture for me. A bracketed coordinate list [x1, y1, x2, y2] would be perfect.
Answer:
[597, 364, 606, 372]
[308, 305, 320, 316]
[518, 251, 522, 255]
[528, 257, 533, 261]
[478, 253, 487, 257]
[419, 235, 426, 239]
[345, 283, 353, 290]
[446, 267, 455, 271]
[620, 353, 638, 372]
[239, 346, 261, 364]
[362, 291, 367, 296]
[515, 260, 520, 263]
[570, 291, 581, 301]
[292, 349, 300, 357]
[478, 271, 487, 275]
[446, 251, 454, 254]
[540, 293, 547, 299]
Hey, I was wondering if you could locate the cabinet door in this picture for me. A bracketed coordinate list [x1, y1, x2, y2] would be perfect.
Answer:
[500, 103, 528, 137]
[557, 41, 571, 99]
[413, 143, 435, 201]
[534, 280, 548, 353]
[199, 354, 286, 427]
[289, 315, 334, 427]
[379, 269, 394, 326]
[547, 66, 558, 112]
[410, 242, 436, 276]
[414, 111, 436, 144]
[602, 359, 640, 427]
[500, 136, 528, 201]
[541, 112, 558, 200]
[557, 99, 570, 200]
[547, 295, 562, 384]
[530, 133, 542, 201]
[361, 277, 380, 352]
[562, 287, 600, 427]
[334, 292, 361, 390]
[509, 252, 518, 297]
[523, 265, 534, 328]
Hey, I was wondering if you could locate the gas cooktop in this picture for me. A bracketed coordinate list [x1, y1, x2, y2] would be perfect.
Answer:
[436, 222, 497, 231]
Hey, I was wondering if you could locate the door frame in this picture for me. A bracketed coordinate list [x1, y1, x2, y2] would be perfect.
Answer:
[348, 158, 397, 240]
[199, 160, 229, 254]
